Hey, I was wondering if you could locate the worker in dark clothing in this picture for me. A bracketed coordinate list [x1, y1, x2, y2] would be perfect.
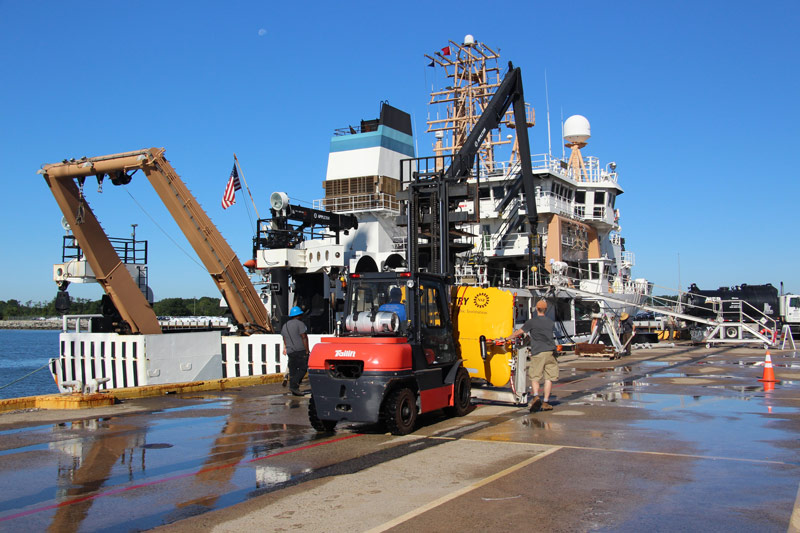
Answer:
[506, 299, 558, 412]
[281, 306, 310, 396]
[620, 312, 636, 356]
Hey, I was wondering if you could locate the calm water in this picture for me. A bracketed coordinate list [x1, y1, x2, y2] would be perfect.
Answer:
[0, 330, 60, 400]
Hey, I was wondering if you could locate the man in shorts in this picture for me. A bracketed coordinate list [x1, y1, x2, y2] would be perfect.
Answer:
[506, 299, 558, 412]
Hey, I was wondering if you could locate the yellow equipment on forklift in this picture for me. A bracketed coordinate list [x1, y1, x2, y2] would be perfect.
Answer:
[453, 286, 532, 405]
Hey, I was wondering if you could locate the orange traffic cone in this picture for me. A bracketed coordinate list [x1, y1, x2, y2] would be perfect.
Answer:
[758, 350, 780, 384]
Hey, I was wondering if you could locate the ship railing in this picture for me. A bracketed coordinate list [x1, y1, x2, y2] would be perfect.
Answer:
[534, 190, 573, 217]
[455, 263, 489, 286]
[622, 251, 635, 267]
[61, 314, 104, 333]
[470, 153, 617, 184]
[314, 193, 401, 214]
[392, 237, 407, 253]
[572, 205, 615, 226]
[487, 232, 528, 254]
[530, 153, 568, 175]
[62, 235, 147, 264]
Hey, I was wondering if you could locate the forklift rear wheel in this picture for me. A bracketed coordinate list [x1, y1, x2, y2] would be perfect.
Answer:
[383, 387, 417, 435]
[445, 366, 471, 417]
[308, 396, 337, 432]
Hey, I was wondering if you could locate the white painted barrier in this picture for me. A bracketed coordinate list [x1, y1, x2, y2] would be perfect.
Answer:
[50, 331, 328, 392]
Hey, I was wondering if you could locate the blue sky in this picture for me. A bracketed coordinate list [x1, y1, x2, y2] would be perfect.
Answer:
[1, 1, 798, 303]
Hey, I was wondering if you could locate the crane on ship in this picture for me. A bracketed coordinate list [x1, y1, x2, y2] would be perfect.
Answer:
[40, 148, 271, 335]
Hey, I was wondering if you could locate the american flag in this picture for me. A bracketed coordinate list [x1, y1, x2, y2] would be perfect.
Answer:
[221, 164, 241, 209]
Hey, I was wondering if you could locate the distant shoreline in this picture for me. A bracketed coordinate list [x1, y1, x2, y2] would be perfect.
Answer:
[0, 319, 68, 330]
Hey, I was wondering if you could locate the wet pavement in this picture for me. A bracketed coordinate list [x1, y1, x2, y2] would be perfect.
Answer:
[0, 343, 799, 532]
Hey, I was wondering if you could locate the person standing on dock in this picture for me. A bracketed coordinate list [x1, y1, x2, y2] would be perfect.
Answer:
[281, 306, 310, 396]
[620, 312, 636, 356]
[665, 315, 677, 341]
[506, 299, 558, 412]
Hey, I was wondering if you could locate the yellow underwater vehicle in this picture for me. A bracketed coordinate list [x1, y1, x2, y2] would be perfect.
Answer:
[454, 286, 533, 405]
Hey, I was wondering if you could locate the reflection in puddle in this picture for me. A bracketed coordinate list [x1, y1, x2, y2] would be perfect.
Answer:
[0, 394, 324, 532]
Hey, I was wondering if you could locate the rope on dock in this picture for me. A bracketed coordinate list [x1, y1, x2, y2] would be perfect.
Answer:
[0, 364, 50, 391]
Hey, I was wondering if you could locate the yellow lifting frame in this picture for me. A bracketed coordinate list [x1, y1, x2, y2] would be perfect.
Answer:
[40, 148, 271, 335]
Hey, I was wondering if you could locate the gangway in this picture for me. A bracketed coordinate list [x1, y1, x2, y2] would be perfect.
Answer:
[550, 284, 778, 349]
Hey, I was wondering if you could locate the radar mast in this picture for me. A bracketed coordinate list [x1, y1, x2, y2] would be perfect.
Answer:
[425, 35, 534, 175]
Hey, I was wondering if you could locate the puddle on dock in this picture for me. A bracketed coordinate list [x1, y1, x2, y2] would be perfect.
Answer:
[0, 393, 326, 531]
[569, 364, 799, 463]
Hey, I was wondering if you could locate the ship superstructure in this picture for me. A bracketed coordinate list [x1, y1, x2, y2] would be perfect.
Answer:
[299, 36, 650, 341]
[44, 36, 650, 394]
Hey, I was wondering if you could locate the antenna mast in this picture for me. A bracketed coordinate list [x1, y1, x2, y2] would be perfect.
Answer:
[545, 70, 552, 157]
[424, 35, 534, 174]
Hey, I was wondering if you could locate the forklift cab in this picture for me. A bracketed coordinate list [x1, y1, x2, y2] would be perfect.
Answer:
[345, 273, 410, 335]
[416, 276, 457, 365]
[343, 272, 457, 365]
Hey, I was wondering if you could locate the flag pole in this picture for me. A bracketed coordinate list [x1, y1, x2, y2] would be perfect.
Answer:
[233, 153, 261, 220]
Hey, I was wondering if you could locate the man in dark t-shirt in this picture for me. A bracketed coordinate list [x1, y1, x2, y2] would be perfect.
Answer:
[281, 306, 309, 396]
[506, 299, 558, 412]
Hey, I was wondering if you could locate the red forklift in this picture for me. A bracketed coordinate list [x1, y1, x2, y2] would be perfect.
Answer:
[307, 64, 537, 434]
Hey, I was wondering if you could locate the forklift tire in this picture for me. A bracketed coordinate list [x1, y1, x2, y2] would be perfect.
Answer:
[445, 366, 471, 417]
[308, 396, 337, 432]
[383, 387, 418, 435]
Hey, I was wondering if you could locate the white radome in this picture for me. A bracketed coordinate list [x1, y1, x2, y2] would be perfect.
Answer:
[564, 115, 591, 144]
[463, 34, 475, 46]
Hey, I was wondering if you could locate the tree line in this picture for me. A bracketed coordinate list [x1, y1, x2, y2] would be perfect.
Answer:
[0, 297, 225, 320]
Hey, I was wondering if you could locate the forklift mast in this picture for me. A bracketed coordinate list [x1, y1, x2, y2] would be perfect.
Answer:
[40, 148, 271, 334]
[403, 62, 536, 279]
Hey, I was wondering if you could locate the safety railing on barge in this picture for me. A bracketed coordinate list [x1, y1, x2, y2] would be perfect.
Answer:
[50, 316, 325, 392]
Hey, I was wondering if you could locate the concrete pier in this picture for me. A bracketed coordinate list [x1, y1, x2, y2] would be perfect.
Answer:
[0, 343, 798, 532]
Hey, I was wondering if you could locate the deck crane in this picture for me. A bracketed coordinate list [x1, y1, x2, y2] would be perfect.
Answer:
[306, 63, 538, 434]
[40, 148, 271, 334]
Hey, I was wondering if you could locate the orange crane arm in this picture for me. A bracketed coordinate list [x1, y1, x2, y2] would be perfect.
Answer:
[42, 153, 162, 334]
[40, 148, 271, 334]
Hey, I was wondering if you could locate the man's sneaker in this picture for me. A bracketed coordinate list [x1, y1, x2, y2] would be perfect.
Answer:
[540, 402, 553, 411]
[290, 389, 304, 397]
[529, 396, 542, 412]
[281, 374, 288, 387]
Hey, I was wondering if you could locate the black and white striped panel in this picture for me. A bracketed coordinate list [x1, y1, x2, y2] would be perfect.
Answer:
[54, 333, 145, 392]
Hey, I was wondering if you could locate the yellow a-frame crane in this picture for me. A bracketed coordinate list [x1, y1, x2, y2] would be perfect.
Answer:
[40, 148, 271, 334]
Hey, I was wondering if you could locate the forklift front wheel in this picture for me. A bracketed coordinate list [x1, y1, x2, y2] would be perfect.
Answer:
[383, 387, 418, 435]
[445, 366, 472, 417]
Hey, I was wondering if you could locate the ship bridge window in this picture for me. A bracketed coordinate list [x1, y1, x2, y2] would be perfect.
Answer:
[492, 186, 505, 200]
[553, 184, 570, 200]
[609, 193, 615, 208]
[594, 192, 605, 205]
[479, 186, 491, 199]
[589, 263, 600, 279]
[575, 191, 586, 204]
